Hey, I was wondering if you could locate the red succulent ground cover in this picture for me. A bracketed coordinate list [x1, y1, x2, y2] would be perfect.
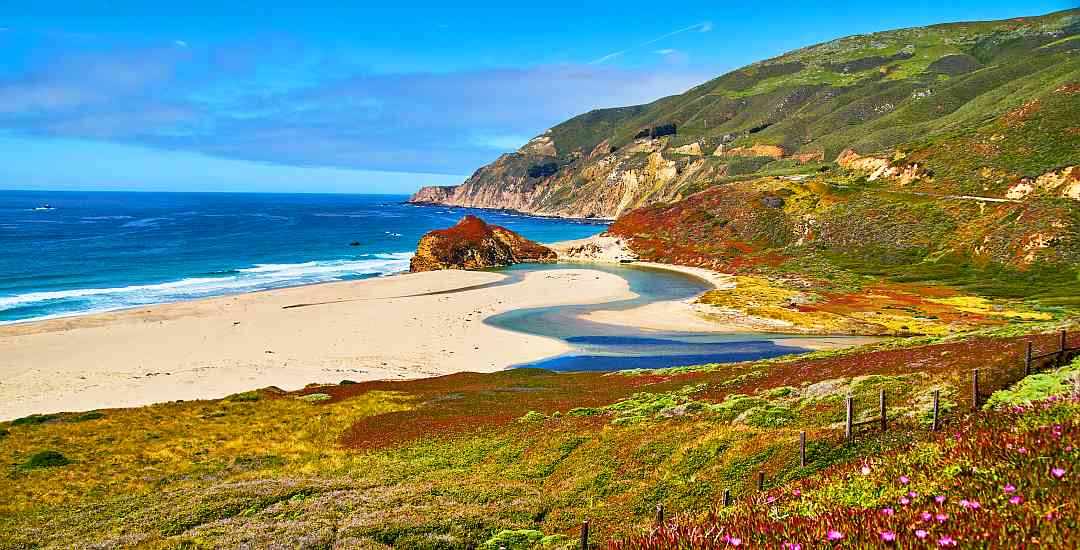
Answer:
[297, 332, 1077, 452]
[304, 369, 651, 449]
[608, 397, 1080, 549]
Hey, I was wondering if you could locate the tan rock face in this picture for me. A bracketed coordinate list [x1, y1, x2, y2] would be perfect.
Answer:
[409, 215, 556, 272]
[793, 151, 824, 164]
[1035, 166, 1080, 199]
[410, 185, 459, 204]
[671, 142, 703, 156]
[716, 144, 786, 159]
[405, 133, 703, 219]
[835, 149, 922, 185]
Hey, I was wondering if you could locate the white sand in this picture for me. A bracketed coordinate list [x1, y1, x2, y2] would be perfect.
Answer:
[0, 268, 633, 420]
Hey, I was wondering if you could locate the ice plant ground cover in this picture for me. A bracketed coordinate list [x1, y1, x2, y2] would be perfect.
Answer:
[0, 326, 1077, 547]
[610, 396, 1079, 549]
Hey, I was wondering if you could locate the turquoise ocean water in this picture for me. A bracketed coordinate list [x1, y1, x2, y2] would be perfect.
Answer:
[0, 191, 605, 324]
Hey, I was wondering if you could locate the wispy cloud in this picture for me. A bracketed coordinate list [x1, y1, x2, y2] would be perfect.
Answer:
[0, 38, 712, 174]
[653, 49, 678, 55]
[589, 21, 713, 64]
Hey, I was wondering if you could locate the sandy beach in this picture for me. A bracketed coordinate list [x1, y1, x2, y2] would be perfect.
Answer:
[0, 267, 641, 420]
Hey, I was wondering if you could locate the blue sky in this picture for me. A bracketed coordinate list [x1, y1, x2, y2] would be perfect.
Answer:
[0, 1, 1072, 194]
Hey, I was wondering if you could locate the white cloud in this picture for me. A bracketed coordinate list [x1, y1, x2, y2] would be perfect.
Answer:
[589, 21, 714, 65]
[653, 49, 678, 55]
[174, 40, 189, 48]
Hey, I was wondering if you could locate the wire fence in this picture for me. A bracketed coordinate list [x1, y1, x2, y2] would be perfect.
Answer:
[545, 330, 1080, 550]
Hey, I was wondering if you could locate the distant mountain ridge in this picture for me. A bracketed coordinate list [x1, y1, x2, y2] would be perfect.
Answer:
[410, 8, 1079, 219]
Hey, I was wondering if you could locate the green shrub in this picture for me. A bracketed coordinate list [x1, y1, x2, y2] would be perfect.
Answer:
[11, 414, 60, 426]
[479, 529, 546, 550]
[22, 451, 70, 469]
[71, 411, 105, 422]
[227, 391, 261, 402]
[519, 410, 547, 423]
[740, 403, 797, 427]
[985, 358, 1080, 409]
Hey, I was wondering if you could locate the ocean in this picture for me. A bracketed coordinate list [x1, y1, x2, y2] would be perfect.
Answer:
[0, 190, 607, 324]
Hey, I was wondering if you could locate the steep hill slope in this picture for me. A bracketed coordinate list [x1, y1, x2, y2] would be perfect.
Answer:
[410, 9, 1079, 219]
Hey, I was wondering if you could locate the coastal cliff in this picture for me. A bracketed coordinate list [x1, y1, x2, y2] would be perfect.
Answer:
[410, 9, 1079, 219]
[409, 215, 556, 272]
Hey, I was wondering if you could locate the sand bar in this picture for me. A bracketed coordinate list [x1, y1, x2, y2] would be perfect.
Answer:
[0, 268, 636, 420]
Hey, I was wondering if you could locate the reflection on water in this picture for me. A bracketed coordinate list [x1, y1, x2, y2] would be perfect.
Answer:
[487, 263, 838, 372]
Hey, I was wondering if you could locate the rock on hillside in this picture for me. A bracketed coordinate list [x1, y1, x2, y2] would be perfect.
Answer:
[409, 215, 557, 272]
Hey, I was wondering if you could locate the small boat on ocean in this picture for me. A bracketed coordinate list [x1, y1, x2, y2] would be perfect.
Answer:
[33, 204, 55, 211]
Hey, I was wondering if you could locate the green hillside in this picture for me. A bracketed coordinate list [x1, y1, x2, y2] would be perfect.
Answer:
[412, 8, 1078, 221]
[547, 8, 1079, 173]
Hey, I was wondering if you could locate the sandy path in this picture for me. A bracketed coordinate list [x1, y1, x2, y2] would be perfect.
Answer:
[0, 268, 632, 420]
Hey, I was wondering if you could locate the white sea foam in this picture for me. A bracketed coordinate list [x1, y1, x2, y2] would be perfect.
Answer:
[0, 253, 414, 321]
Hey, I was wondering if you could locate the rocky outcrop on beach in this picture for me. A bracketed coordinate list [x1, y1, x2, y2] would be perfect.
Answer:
[409, 215, 557, 272]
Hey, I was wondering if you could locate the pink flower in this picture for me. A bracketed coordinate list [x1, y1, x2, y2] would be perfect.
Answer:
[935, 513, 948, 523]
[1009, 496, 1024, 505]
[730, 538, 742, 547]
[1017, 447, 1028, 454]
[899, 475, 910, 484]
[920, 511, 932, 521]
[827, 530, 844, 541]
[938, 535, 958, 547]
[915, 529, 928, 539]
[1003, 484, 1016, 493]
[1052, 467, 1066, 479]
[909, 491, 919, 498]
[880, 531, 897, 543]
[767, 496, 777, 504]
[881, 507, 895, 516]
[861, 465, 871, 475]
[900, 497, 911, 505]
[792, 489, 802, 497]
[934, 495, 946, 504]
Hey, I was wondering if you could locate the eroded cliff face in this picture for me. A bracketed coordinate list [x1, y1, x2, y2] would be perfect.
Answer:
[409, 185, 459, 204]
[409, 215, 556, 272]
[409, 135, 728, 219]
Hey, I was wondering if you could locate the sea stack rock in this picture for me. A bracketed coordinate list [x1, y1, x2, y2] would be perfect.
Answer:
[410, 215, 557, 272]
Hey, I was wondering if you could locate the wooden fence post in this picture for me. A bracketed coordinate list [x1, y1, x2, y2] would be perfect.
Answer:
[1026, 341, 1033, 376]
[757, 470, 765, 491]
[844, 394, 853, 441]
[1060, 330, 1068, 366]
[799, 431, 806, 468]
[655, 503, 664, 527]
[723, 489, 731, 507]
[931, 390, 940, 432]
[879, 388, 887, 432]
[972, 369, 980, 411]
[580, 520, 589, 550]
